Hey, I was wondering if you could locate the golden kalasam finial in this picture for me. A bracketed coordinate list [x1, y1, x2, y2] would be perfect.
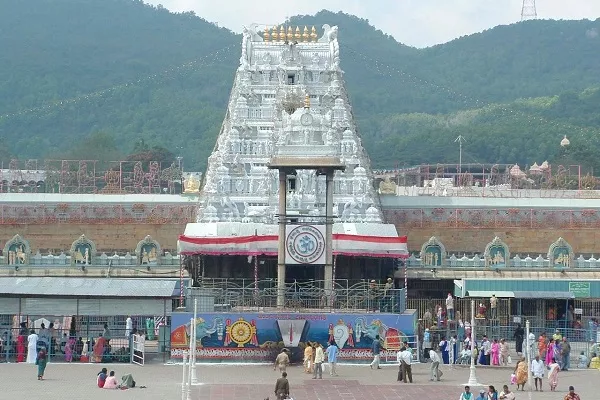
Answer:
[310, 26, 318, 42]
[287, 26, 294, 41]
[302, 26, 309, 42]
[263, 26, 270, 42]
[278, 26, 286, 41]
[271, 26, 278, 41]
[304, 94, 310, 108]
[294, 26, 301, 41]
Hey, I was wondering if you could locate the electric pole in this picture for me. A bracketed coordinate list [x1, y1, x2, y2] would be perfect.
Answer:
[521, 0, 537, 21]
[455, 135, 466, 175]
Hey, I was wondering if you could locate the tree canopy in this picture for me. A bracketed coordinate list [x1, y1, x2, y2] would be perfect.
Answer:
[1, 1, 599, 171]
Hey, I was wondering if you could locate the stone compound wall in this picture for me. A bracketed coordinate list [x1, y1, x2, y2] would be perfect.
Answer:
[0, 223, 186, 253]
[399, 227, 597, 255]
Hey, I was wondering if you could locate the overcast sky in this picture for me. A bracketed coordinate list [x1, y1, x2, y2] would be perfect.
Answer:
[146, 0, 600, 48]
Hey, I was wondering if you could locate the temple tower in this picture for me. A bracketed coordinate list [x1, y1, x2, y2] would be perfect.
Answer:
[197, 24, 382, 224]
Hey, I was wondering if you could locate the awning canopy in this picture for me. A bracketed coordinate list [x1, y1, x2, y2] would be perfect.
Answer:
[513, 291, 575, 299]
[178, 222, 408, 259]
[464, 290, 575, 299]
[0, 277, 179, 298]
[464, 291, 515, 298]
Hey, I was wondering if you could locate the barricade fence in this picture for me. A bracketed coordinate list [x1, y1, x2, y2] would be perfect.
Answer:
[189, 279, 406, 313]
[0, 315, 170, 364]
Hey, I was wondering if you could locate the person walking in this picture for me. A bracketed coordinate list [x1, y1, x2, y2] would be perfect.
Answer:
[369, 335, 382, 370]
[36, 347, 48, 380]
[429, 348, 441, 381]
[273, 349, 289, 373]
[514, 324, 524, 356]
[561, 337, 571, 371]
[274, 371, 290, 400]
[27, 329, 39, 364]
[325, 341, 339, 376]
[399, 346, 413, 383]
[531, 354, 545, 391]
[303, 342, 314, 374]
[313, 343, 324, 379]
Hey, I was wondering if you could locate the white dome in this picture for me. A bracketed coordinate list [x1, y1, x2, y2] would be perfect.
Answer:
[354, 165, 366, 175]
[204, 205, 217, 215]
[560, 135, 570, 147]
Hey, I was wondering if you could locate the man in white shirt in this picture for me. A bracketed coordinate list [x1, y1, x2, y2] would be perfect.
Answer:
[490, 294, 498, 319]
[530, 354, 545, 391]
[429, 349, 441, 381]
[446, 294, 455, 321]
[397, 347, 413, 383]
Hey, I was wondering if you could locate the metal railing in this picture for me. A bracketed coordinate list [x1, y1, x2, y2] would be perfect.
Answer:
[0, 315, 170, 363]
[189, 279, 406, 313]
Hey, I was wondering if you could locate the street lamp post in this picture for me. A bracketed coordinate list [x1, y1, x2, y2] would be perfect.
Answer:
[465, 299, 482, 387]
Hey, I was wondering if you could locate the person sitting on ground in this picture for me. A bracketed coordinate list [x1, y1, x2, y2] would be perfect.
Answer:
[577, 351, 588, 368]
[97, 367, 108, 388]
[121, 373, 136, 389]
[590, 352, 600, 369]
[103, 370, 119, 389]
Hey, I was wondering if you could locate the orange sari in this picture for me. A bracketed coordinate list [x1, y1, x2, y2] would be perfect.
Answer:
[91, 337, 106, 363]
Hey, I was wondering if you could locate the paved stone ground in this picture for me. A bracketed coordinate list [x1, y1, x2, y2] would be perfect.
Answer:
[0, 361, 596, 399]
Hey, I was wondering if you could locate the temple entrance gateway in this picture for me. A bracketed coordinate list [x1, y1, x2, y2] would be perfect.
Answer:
[177, 22, 409, 309]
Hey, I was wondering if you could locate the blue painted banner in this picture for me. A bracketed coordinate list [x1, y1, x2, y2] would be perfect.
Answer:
[170, 311, 417, 361]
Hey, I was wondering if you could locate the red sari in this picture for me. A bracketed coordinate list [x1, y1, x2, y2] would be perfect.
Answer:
[16, 335, 26, 362]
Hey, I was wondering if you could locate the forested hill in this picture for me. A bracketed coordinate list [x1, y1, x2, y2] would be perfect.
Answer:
[0, 0, 599, 170]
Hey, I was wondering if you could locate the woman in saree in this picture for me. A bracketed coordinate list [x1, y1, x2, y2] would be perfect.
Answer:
[491, 339, 500, 366]
[64, 336, 75, 362]
[91, 335, 107, 363]
[500, 339, 509, 365]
[36, 347, 47, 380]
[547, 357, 560, 391]
[545, 339, 555, 365]
[17, 331, 26, 362]
[590, 352, 600, 369]
[514, 357, 528, 391]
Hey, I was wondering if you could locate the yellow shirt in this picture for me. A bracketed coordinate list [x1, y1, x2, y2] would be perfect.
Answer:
[304, 346, 313, 360]
[590, 356, 600, 369]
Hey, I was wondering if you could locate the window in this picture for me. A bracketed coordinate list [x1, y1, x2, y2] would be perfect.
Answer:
[287, 74, 295, 85]
[288, 178, 296, 191]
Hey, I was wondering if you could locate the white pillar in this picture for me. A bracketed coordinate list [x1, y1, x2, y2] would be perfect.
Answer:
[277, 170, 287, 308]
[324, 170, 334, 306]
[526, 320, 532, 392]
[191, 300, 198, 384]
[181, 351, 188, 400]
[466, 299, 482, 386]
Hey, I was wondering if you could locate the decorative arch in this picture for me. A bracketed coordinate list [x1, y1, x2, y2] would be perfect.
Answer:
[70, 234, 97, 266]
[548, 237, 574, 268]
[484, 236, 510, 268]
[3, 234, 31, 265]
[135, 235, 162, 266]
[419, 236, 446, 267]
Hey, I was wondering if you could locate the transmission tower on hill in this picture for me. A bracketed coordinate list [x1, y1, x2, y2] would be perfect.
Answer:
[521, 0, 537, 21]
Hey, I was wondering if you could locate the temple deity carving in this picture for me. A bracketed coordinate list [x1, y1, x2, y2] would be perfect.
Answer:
[196, 24, 382, 223]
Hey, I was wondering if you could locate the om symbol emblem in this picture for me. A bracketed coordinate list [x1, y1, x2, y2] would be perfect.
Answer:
[286, 225, 326, 264]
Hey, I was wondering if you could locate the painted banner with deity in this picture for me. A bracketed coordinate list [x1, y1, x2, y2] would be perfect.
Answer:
[170, 311, 417, 362]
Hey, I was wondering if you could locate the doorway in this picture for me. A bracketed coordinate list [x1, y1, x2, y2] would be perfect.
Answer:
[285, 264, 323, 283]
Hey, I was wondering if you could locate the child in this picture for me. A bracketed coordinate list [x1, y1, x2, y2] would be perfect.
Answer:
[577, 351, 588, 369]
